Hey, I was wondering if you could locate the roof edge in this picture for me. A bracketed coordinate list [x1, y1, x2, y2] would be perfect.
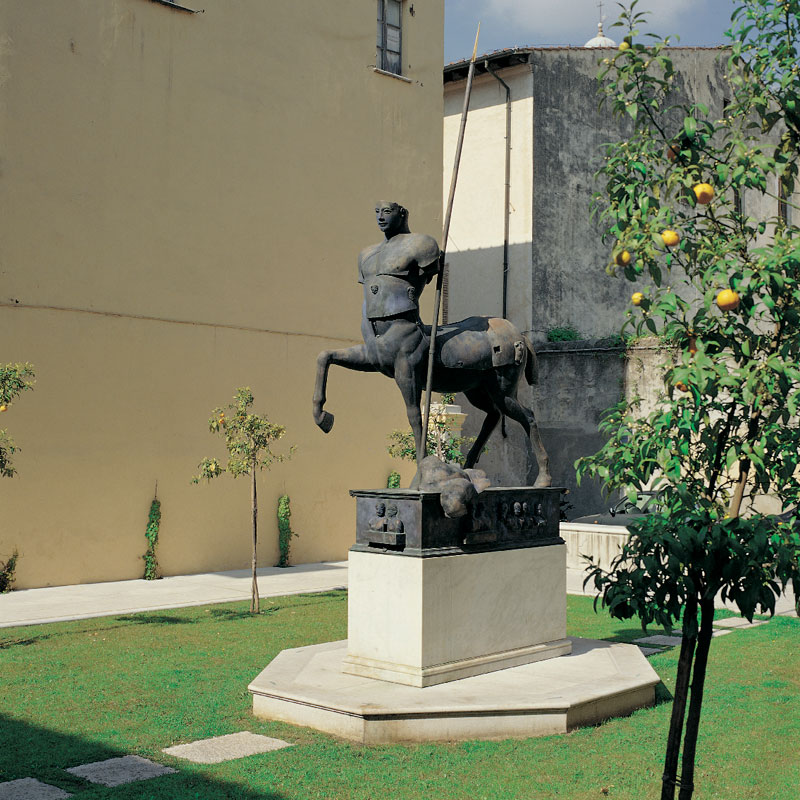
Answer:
[443, 45, 728, 83]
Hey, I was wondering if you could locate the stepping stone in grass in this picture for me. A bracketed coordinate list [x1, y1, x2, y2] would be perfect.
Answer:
[713, 617, 767, 629]
[66, 755, 176, 787]
[635, 634, 683, 647]
[637, 646, 664, 656]
[163, 732, 293, 764]
[0, 778, 72, 799]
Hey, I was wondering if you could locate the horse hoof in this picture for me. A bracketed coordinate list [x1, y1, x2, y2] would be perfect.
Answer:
[316, 411, 334, 433]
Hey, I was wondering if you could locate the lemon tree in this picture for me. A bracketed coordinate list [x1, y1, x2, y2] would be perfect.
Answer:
[578, 3, 800, 799]
[193, 388, 294, 613]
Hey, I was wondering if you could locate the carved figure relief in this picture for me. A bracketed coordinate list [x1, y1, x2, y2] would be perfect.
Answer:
[368, 502, 387, 532]
[533, 502, 547, 535]
[385, 505, 404, 533]
[470, 500, 492, 533]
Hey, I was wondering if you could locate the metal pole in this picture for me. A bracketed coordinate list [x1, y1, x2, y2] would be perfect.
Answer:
[420, 23, 480, 454]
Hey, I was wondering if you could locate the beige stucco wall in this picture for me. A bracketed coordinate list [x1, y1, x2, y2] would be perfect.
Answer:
[1, 0, 444, 588]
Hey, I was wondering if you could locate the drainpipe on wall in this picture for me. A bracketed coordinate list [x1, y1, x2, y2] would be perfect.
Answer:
[485, 61, 511, 320]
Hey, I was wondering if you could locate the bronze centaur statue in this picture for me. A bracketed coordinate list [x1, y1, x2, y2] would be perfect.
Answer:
[312, 202, 551, 488]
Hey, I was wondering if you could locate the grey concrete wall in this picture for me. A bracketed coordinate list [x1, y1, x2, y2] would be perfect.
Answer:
[527, 47, 728, 342]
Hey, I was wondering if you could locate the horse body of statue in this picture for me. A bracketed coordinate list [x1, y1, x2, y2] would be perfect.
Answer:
[312, 202, 551, 488]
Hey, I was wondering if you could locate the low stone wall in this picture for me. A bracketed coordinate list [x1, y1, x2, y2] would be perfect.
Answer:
[560, 521, 629, 572]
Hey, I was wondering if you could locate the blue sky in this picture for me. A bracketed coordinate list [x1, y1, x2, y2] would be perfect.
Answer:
[444, 0, 738, 63]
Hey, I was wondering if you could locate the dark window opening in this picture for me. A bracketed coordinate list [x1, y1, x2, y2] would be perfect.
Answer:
[779, 177, 789, 226]
[377, 0, 402, 75]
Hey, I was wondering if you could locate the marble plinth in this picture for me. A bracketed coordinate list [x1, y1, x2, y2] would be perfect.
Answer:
[248, 638, 659, 744]
[343, 545, 571, 687]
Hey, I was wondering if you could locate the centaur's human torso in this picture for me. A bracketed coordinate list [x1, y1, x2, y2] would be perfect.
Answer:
[358, 232, 439, 375]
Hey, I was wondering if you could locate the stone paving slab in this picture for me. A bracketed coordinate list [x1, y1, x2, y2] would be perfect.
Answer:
[163, 731, 292, 764]
[0, 778, 72, 799]
[66, 755, 176, 787]
[635, 634, 683, 647]
[713, 617, 768, 629]
[637, 646, 664, 656]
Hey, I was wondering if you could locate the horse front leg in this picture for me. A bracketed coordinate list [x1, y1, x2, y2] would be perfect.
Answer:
[313, 344, 375, 433]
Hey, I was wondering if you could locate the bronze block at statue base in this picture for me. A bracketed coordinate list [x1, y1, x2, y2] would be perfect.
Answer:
[351, 486, 565, 557]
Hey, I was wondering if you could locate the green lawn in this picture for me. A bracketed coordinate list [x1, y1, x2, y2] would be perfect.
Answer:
[1, 591, 797, 799]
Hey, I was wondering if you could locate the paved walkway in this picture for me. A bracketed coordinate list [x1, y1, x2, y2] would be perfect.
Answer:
[0, 562, 795, 628]
[0, 562, 348, 628]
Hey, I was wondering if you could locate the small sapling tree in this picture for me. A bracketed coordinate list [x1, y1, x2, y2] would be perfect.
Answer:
[193, 388, 294, 613]
[1, 362, 35, 589]
[0, 362, 35, 478]
[578, 3, 800, 799]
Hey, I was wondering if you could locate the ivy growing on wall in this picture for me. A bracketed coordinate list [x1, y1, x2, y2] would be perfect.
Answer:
[143, 488, 161, 580]
[276, 494, 296, 568]
[0, 549, 18, 593]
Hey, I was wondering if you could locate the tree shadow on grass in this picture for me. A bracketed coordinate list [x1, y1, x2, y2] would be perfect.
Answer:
[0, 634, 47, 650]
[0, 713, 287, 800]
[209, 607, 280, 620]
[115, 614, 197, 626]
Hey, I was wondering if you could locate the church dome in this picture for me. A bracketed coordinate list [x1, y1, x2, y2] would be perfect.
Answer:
[584, 22, 616, 48]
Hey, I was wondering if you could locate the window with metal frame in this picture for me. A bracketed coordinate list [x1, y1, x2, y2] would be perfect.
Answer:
[377, 0, 402, 75]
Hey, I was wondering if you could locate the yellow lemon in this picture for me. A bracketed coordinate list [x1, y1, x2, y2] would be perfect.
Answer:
[619, 41, 630, 51]
[661, 229, 680, 247]
[693, 183, 714, 204]
[716, 288, 740, 311]
[615, 249, 632, 267]
[631, 292, 644, 306]
[0, 404, 6, 413]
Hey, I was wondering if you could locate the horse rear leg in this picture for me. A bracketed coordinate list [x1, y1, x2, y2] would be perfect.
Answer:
[493, 391, 552, 488]
[313, 345, 375, 432]
[463, 388, 501, 469]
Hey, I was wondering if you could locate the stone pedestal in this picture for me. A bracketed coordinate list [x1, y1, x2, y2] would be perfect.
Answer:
[249, 485, 659, 742]
[249, 637, 659, 744]
[343, 545, 571, 687]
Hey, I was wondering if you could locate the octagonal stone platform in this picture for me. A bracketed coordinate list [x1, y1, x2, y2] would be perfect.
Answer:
[249, 637, 659, 744]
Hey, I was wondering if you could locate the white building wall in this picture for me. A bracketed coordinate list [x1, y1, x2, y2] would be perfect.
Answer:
[443, 65, 533, 334]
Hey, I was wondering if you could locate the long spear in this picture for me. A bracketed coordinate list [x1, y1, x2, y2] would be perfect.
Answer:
[420, 23, 481, 457]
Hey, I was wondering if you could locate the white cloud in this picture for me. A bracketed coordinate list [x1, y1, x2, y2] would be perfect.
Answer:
[484, 0, 699, 45]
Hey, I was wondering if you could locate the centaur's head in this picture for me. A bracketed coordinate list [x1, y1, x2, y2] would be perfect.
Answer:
[375, 201, 410, 238]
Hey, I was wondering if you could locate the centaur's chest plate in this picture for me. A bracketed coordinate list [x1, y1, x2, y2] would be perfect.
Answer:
[359, 234, 439, 320]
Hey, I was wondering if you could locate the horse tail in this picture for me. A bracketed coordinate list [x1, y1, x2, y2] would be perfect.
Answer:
[524, 336, 538, 385]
